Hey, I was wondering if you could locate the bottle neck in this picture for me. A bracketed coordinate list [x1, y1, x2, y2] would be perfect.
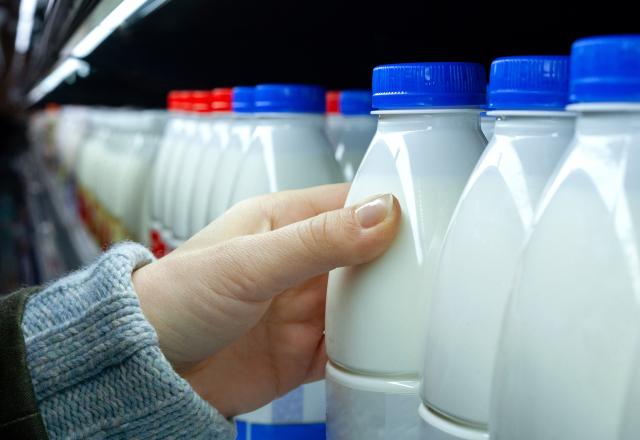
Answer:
[254, 112, 325, 127]
[493, 112, 575, 138]
[375, 109, 481, 133]
[232, 112, 254, 119]
[343, 114, 375, 120]
[570, 104, 640, 137]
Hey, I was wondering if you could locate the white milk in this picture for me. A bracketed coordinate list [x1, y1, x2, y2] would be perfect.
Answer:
[75, 109, 111, 237]
[327, 110, 485, 373]
[334, 115, 376, 181]
[206, 113, 254, 221]
[420, 112, 574, 435]
[232, 85, 341, 438]
[55, 106, 89, 178]
[149, 92, 187, 254]
[112, 111, 164, 243]
[90, 110, 121, 245]
[169, 114, 214, 246]
[105, 110, 136, 242]
[228, 114, 342, 204]
[489, 36, 640, 439]
[420, 54, 573, 438]
[137, 111, 167, 245]
[490, 106, 640, 440]
[325, 110, 485, 439]
[161, 109, 199, 251]
[188, 112, 232, 235]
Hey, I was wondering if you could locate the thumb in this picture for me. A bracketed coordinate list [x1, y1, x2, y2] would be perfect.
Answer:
[134, 193, 400, 369]
[213, 193, 401, 302]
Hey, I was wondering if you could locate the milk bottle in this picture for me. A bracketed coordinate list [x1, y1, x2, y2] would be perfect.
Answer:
[103, 109, 135, 244]
[74, 109, 99, 228]
[420, 56, 572, 440]
[160, 91, 203, 251]
[232, 83, 341, 440]
[89, 109, 120, 247]
[228, 84, 342, 205]
[112, 110, 164, 244]
[326, 90, 343, 146]
[137, 111, 167, 246]
[325, 62, 487, 440]
[188, 88, 233, 236]
[333, 90, 376, 181]
[206, 86, 255, 222]
[168, 90, 217, 248]
[490, 35, 640, 440]
[149, 91, 187, 257]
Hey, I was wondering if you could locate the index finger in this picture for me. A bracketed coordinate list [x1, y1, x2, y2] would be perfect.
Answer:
[259, 183, 351, 230]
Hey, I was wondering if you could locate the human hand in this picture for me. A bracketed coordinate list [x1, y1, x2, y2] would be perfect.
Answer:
[132, 183, 400, 417]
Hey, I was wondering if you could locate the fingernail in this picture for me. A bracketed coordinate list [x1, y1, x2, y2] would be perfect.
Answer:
[355, 194, 394, 229]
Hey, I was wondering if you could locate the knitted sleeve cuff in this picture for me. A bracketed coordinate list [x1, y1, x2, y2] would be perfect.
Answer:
[21, 242, 235, 439]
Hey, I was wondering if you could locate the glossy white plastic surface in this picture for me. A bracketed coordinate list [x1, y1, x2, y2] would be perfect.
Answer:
[228, 113, 342, 205]
[160, 113, 198, 247]
[326, 362, 420, 440]
[127, 111, 165, 242]
[76, 111, 110, 203]
[206, 114, 254, 221]
[171, 114, 225, 243]
[480, 114, 495, 141]
[149, 111, 185, 239]
[188, 114, 233, 235]
[326, 113, 344, 146]
[135, 111, 167, 244]
[334, 115, 377, 181]
[55, 106, 90, 176]
[419, 404, 488, 440]
[111, 111, 156, 240]
[326, 110, 486, 376]
[491, 105, 640, 440]
[421, 112, 575, 433]
[92, 112, 121, 214]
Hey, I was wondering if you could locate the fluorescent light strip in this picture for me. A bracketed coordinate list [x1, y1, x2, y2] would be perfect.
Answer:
[28, 58, 90, 104]
[71, 0, 148, 58]
[15, 0, 38, 53]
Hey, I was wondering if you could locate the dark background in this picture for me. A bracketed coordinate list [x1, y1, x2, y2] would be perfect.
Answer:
[2, 0, 638, 109]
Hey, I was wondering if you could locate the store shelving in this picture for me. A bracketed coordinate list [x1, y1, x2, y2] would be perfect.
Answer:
[20, 152, 99, 282]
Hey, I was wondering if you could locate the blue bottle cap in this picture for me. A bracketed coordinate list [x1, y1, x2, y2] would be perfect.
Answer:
[340, 90, 372, 115]
[371, 62, 486, 110]
[488, 56, 570, 110]
[254, 84, 326, 113]
[232, 87, 255, 113]
[570, 35, 640, 103]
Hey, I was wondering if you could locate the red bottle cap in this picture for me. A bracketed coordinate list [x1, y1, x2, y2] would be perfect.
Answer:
[191, 90, 213, 113]
[174, 90, 192, 112]
[212, 88, 233, 112]
[326, 90, 340, 114]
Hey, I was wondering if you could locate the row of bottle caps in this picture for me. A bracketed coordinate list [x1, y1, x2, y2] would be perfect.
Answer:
[162, 88, 373, 115]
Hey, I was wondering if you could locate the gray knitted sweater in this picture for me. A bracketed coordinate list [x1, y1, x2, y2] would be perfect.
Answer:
[21, 242, 235, 439]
